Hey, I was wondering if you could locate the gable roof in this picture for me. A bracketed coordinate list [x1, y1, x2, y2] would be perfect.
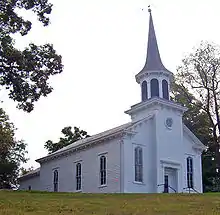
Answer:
[18, 168, 40, 181]
[36, 122, 134, 164]
[183, 124, 207, 150]
[36, 114, 155, 164]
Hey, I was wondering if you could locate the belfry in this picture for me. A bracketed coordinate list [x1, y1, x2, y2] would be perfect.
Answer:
[135, 7, 173, 102]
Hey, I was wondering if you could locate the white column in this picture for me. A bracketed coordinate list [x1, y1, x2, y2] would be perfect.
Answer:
[159, 78, 163, 98]
[147, 80, 151, 99]
[168, 81, 170, 100]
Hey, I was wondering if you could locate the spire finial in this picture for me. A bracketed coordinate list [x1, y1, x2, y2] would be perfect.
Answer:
[148, 5, 151, 13]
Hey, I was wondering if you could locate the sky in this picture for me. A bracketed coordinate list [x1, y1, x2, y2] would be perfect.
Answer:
[1, 0, 220, 169]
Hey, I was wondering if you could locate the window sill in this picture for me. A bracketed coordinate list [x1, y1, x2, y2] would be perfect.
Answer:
[99, 184, 107, 188]
[133, 181, 145, 185]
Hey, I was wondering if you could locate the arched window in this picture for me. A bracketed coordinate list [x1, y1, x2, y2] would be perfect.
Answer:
[53, 169, 58, 192]
[162, 79, 169, 100]
[150, 78, 159, 97]
[141, 81, 148, 101]
[187, 157, 193, 188]
[76, 163, 82, 191]
[100, 155, 107, 185]
[134, 147, 143, 182]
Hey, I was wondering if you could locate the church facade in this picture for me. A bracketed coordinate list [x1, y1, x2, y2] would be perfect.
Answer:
[18, 9, 206, 193]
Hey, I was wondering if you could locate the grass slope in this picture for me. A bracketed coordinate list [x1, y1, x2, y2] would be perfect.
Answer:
[0, 191, 220, 215]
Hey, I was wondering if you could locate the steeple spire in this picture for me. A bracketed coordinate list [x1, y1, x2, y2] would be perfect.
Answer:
[135, 7, 173, 101]
[137, 6, 170, 77]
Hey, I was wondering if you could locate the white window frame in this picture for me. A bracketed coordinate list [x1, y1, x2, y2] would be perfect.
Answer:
[99, 153, 107, 187]
[53, 169, 59, 192]
[134, 146, 143, 183]
[75, 162, 82, 191]
[186, 156, 193, 188]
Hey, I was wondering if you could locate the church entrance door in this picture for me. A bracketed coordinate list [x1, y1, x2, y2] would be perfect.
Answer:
[164, 167, 177, 193]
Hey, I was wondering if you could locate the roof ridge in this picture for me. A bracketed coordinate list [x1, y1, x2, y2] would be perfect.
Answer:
[18, 167, 40, 180]
[183, 123, 206, 149]
[36, 121, 133, 163]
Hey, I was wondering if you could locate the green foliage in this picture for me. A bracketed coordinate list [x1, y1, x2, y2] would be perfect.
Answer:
[1, 191, 220, 214]
[20, 166, 34, 176]
[0, 0, 63, 112]
[202, 149, 217, 192]
[173, 41, 220, 191]
[171, 82, 216, 192]
[44, 126, 90, 154]
[0, 108, 28, 189]
[176, 41, 220, 144]
[171, 82, 213, 145]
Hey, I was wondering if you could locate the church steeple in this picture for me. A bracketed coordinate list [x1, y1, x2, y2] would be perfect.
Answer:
[136, 7, 173, 101]
[141, 7, 169, 72]
[125, 7, 187, 122]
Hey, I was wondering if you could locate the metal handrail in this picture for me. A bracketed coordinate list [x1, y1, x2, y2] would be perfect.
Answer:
[157, 184, 177, 193]
[182, 187, 199, 193]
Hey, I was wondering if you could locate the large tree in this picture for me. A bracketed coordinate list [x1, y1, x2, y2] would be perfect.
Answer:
[175, 41, 220, 190]
[0, 0, 63, 187]
[171, 82, 216, 191]
[171, 82, 212, 146]
[0, 0, 63, 112]
[0, 108, 28, 188]
[44, 126, 90, 154]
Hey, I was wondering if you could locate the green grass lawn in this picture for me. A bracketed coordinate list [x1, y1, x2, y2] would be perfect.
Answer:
[0, 191, 220, 215]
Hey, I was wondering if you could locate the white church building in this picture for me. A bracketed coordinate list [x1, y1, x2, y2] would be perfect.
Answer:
[18, 9, 206, 193]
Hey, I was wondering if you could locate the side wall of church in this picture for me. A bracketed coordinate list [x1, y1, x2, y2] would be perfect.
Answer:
[123, 117, 157, 193]
[182, 133, 203, 193]
[19, 175, 41, 191]
[39, 137, 122, 193]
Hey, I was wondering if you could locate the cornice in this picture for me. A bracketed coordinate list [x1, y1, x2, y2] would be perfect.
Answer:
[122, 114, 154, 139]
[183, 124, 207, 151]
[36, 131, 125, 164]
[192, 147, 204, 155]
[123, 130, 137, 138]
[135, 70, 174, 84]
[18, 170, 40, 181]
[125, 97, 187, 116]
